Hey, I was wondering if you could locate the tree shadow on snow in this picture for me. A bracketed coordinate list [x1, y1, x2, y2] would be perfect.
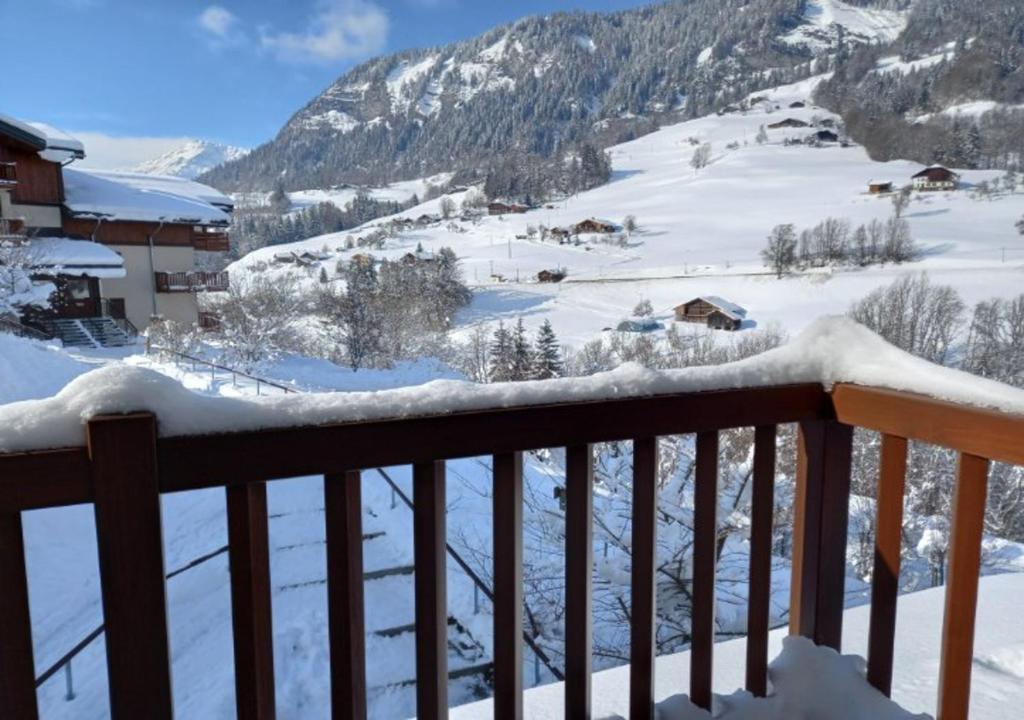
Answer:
[456, 287, 550, 324]
[903, 208, 950, 219]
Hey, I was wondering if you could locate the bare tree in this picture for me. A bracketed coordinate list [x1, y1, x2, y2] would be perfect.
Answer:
[891, 185, 912, 218]
[761, 224, 798, 278]
[689, 143, 712, 172]
[439, 196, 456, 219]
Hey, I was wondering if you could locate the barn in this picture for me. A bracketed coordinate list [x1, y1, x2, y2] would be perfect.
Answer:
[868, 180, 895, 194]
[912, 165, 959, 191]
[573, 218, 618, 234]
[674, 296, 746, 331]
[488, 201, 530, 215]
[767, 118, 809, 129]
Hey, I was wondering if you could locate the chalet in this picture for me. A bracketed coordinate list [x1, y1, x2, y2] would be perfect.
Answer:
[674, 296, 746, 331]
[813, 129, 840, 143]
[0, 113, 232, 344]
[868, 180, 895, 194]
[573, 218, 618, 234]
[767, 118, 809, 130]
[549, 227, 571, 241]
[537, 269, 566, 283]
[912, 165, 959, 191]
[488, 201, 530, 216]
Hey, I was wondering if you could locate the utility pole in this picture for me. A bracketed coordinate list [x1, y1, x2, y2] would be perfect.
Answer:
[508, 237, 512, 259]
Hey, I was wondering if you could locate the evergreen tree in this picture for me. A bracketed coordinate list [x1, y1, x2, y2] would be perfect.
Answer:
[488, 322, 514, 382]
[510, 318, 535, 381]
[533, 320, 564, 379]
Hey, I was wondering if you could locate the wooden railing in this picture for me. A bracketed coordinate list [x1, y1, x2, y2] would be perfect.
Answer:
[0, 161, 16, 186]
[0, 382, 1020, 720]
[154, 270, 229, 293]
[192, 228, 230, 253]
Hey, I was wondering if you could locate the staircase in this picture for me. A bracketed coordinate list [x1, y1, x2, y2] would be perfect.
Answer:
[36, 317, 134, 348]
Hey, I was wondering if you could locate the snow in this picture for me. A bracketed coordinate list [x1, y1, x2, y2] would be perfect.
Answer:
[26, 237, 126, 279]
[0, 334, 92, 404]
[452, 572, 1024, 719]
[875, 44, 955, 76]
[4, 316, 1024, 453]
[784, 0, 907, 49]
[0, 112, 48, 147]
[697, 46, 714, 66]
[386, 55, 440, 109]
[300, 109, 361, 134]
[132, 139, 249, 180]
[574, 34, 597, 54]
[62, 167, 231, 225]
[26, 121, 86, 161]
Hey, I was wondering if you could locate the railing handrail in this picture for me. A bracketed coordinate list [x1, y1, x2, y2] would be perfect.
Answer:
[146, 345, 297, 395]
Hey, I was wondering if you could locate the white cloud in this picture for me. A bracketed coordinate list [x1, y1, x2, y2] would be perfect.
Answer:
[198, 6, 237, 38]
[260, 0, 389, 65]
[69, 132, 195, 171]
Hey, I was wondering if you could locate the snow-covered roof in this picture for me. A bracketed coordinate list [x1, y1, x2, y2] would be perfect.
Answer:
[0, 113, 47, 151]
[82, 170, 234, 211]
[62, 168, 230, 226]
[683, 296, 747, 319]
[26, 122, 85, 162]
[3, 318, 1024, 454]
[26, 238, 125, 279]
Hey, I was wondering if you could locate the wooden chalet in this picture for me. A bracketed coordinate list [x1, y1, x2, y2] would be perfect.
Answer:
[912, 165, 959, 191]
[675, 296, 746, 331]
[573, 218, 618, 234]
[767, 118, 809, 130]
[488, 201, 530, 216]
[536, 268, 566, 283]
[868, 180, 895, 194]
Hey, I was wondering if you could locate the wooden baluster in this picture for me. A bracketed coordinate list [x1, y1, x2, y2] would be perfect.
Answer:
[565, 444, 593, 719]
[937, 453, 989, 720]
[867, 434, 908, 696]
[326, 471, 367, 720]
[226, 481, 276, 720]
[493, 453, 523, 720]
[790, 420, 853, 650]
[629, 437, 658, 720]
[87, 414, 173, 720]
[745, 425, 776, 697]
[414, 461, 447, 719]
[0, 511, 38, 720]
[691, 431, 718, 711]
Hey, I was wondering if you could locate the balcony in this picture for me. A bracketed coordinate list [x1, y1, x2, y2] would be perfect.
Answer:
[0, 217, 25, 241]
[0, 333, 1021, 720]
[192, 227, 230, 253]
[154, 270, 229, 293]
[0, 161, 16, 187]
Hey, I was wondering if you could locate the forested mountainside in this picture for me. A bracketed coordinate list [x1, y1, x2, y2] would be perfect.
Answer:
[202, 0, 833, 191]
[814, 0, 1024, 169]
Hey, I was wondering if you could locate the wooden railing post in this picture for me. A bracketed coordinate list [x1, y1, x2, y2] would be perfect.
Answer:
[937, 453, 989, 720]
[226, 481, 276, 720]
[325, 471, 367, 720]
[690, 431, 718, 711]
[745, 425, 777, 697]
[413, 461, 447, 719]
[0, 511, 38, 720]
[565, 444, 593, 719]
[789, 419, 853, 651]
[629, 437, 658, 720]
[87, 413, 173, 720]
[492, 452, 523, 720]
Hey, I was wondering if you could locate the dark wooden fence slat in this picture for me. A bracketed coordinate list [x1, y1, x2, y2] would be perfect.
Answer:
[493, 452, 523, 720]
[87, 414, 173, 720]
[867, 434, 908, 696]
[745, 425, 776, 697]
[0, 511, 38, 720]
[790, 420, 854, 651]
[565, 444, 594, 719]
[630, 437, 658, 720]
[413, 461, 447, 720]
[326, 471, 367, 720]
[937, 452, 989, 720]
[691, 431, 718, 711]
[226, 481, 276, 720]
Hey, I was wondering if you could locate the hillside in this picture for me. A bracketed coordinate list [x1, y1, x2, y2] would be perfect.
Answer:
[134, 139, 249, 179]
[202, 0, 911, 191]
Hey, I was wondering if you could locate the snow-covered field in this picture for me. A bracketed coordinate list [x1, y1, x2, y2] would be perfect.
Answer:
[232, 77, 1024, 347]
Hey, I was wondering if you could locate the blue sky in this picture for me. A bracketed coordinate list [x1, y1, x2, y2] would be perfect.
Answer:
[0, 0, 656, 163]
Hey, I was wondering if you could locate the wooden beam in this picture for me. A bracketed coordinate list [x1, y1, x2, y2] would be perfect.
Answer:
[745, 426, 776, 697]
[87, 414, 173, 720]
[867, 434, 908, 696]
[226, 481, 276, 720]
[0, 448, 91, 512]
[492, 452, 523, 720]
[629, 437, 658, 720]
[0, 511, 38, 720]
[691, 431, 718, 711]
[325, 471, 367, 720]
[937, 453, 989, 720]
[565, 444, 593, 719]
[413, 461, 447, 720]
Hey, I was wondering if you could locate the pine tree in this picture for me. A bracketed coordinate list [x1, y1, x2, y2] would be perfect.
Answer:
[510, 318, 534, 381]
[533, 320, 564, 379]
[488, 322, 514, 382]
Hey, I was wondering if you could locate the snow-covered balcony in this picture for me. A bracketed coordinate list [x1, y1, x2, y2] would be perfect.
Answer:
[0, 320, 1022, 720]
[0, 216, 25, 240]
[192, 226, 230, 253]
[154, 270, 229, 293]
[0, 160, 17, 187]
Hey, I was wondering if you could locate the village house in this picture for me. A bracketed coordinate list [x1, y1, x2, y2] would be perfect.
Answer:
[536, 268, 566, 283]
[487, 201, 530, 216]
[912, 165, 959, 191]
[0, 113, 232, 345]
[573, 218, 618, 234]
[674, 296, 747, 331]
[868, 180, 895, 194]
[767, 118, 809, 130]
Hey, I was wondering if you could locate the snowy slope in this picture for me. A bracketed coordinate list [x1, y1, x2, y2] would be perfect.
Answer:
[783, 0, 907, 50]
[133, 139, 249, 179]
[0, 334, 92, 404]
[231, 77, 1024, 347]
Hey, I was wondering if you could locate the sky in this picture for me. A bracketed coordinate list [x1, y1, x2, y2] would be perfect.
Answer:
[0, 0, 657, 167]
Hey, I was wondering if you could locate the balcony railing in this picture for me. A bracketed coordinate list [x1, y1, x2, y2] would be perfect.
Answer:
[0, 380, 1020, 720]
[154, 270, 229, 293]
[192, 227, 230, 253]
[0, 161, 16, 186]
[0, 217, 25, 240]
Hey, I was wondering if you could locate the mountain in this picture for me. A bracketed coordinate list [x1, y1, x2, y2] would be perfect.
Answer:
[203, 0, 916, 192]
[134, 139, 249, 179]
